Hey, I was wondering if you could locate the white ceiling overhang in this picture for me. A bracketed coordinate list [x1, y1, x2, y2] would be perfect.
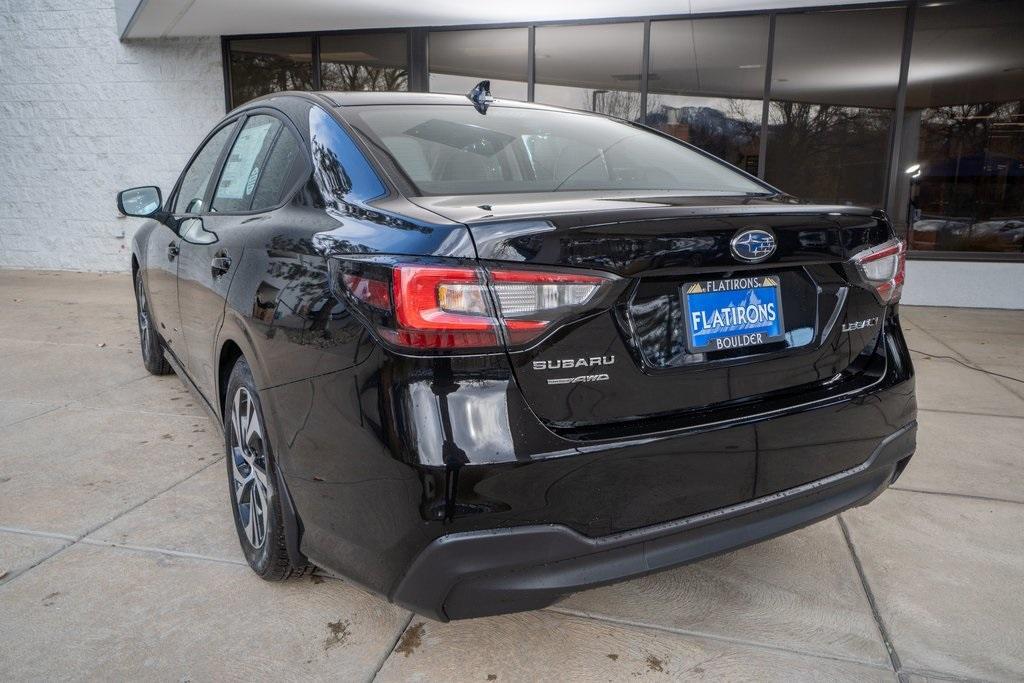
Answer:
[118, 0, 882, 39]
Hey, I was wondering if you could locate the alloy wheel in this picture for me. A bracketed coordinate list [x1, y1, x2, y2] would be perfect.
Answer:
[135, 277, 150, 356]
[230, 387, 270, 549]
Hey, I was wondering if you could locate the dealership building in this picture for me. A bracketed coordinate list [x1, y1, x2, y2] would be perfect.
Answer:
[1, 0, 1021, 307]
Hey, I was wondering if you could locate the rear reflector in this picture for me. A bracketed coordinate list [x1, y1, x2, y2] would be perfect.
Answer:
[334, 260, 616, 351]
[852, 239, 906, 304]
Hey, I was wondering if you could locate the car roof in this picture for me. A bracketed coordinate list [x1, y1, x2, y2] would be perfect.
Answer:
[324, 91, 487, 107]
[238, 90, 598, 116]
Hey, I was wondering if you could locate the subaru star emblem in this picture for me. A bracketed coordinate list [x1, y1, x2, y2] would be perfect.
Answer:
[730, 228, 777, 263]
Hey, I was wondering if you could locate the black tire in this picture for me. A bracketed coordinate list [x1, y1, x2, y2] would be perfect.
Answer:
[134, 273, 171, 375]
[224, 357, 309, 581]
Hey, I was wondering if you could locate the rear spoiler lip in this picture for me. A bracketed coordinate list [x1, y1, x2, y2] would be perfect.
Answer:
[459, 203, 877, 227]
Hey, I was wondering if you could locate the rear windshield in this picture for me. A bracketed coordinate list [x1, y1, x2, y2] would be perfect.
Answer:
[342, 104, 770, 197]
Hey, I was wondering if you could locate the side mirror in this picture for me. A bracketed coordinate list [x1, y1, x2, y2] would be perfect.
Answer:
[117, 186, 163, 218]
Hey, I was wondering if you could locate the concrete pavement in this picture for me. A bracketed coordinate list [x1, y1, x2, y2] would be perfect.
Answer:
[1, 269, 1022, 681]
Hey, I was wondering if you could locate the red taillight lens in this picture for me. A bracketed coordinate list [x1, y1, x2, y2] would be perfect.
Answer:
[852, 239, 906, 304]
[389, 265, 500, 349]
[334, 259, 615, 351]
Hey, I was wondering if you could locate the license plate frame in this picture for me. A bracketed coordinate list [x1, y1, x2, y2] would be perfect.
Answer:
[682, 275, 786, 353]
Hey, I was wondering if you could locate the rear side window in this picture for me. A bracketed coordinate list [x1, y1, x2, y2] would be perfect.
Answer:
[250, 129, 305, 210]
[212, 115, 282, 213]
[173, 123, 236, 214]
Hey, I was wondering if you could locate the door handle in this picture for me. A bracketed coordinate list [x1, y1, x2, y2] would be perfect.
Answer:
[211, 254, 232, 278]
[167, 242, 179, 261]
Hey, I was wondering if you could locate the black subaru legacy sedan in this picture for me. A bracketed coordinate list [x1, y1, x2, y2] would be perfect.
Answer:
[118, 87, 916, 621]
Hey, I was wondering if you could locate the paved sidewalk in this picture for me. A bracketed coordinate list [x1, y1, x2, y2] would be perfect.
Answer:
[1, 269, 1022, 681]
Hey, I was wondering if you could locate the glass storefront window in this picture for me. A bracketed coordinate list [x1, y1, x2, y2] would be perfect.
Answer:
[765, 8, 906, 206]
[320, 33, 408, 92]
[535, 23, 644, 120]
[228, 37, 314, 108]
[647, 16, 769, 174]
[896, 1, 1024, 253]
[429, 29, 529, 101]
[219, 7, 1024, 261]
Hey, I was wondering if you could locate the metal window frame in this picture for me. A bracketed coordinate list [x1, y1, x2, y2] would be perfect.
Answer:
[758, 13, 776, 180]
[218, 0, 1024, 263]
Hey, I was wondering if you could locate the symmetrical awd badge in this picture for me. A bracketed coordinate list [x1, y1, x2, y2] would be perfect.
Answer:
[533, 355, 615, 385]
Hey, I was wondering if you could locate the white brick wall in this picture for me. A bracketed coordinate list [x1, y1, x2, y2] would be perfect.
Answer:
[0, 1, 224, 271]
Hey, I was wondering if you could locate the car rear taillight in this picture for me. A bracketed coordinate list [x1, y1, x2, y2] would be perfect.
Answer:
[489, 270, 606, 344]
[852, 239, 906, 304]
[332, 259, 616, 351]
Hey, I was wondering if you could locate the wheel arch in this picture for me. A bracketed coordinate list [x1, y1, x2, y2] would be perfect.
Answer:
[217, 339, 244, 421]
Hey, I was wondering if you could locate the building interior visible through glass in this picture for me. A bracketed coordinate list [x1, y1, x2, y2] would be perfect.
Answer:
[229, 37, 315, 105]
[896, 2, 1023, 253]
[647, 16, 768, 177]
[320, 33, 408, 92]
[226, 0, 1023, 253]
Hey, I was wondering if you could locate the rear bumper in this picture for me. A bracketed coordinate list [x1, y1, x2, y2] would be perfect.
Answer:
[391, 421, 916, 621]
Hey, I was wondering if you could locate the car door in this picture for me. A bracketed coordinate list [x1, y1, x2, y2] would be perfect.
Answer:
[147, 121, 239, 364]
[177, 111, 307, 404]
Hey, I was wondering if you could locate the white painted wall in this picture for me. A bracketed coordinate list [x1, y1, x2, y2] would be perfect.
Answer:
[0, 1, 223, 272]
[902, 260, 1024, 310]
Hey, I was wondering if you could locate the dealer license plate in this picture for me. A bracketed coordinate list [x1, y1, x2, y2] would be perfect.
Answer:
[682, 275, 786, 353]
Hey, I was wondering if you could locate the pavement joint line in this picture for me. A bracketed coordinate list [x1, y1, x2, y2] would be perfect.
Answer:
[543, 605, 894, 673]
[0, 404, 64, 430]
[0, 370, 195, 430]
[917, 407, 1024, 420]
[60, 374, 212, 420]
[0, 457, 224, 590]
[370, 611, 416, 682]
[77, 538, 248, 567]
[66, 402, 211, 420]
[0, 541, 73, 589]
[836, 515, 903, 677]
[897, 665, 978, 682]
[0, 526, 77, 541]
[888, 486, 1023, 506]
[996, 372, 1024, 402]
[0, 337, 137, 349]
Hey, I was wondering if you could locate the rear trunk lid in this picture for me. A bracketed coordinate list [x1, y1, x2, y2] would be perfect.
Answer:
[412, 192, 893, 438]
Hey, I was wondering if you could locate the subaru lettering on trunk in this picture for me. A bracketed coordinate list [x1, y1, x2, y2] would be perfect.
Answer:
[532, 356, 615, 371]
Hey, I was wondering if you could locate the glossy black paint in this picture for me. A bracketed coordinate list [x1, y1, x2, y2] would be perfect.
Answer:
[129, 92, 916, 616]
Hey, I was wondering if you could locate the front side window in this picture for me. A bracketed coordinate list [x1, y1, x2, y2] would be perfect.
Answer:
[173, 123, 237, 214]
[344, 105, 769, 197]
[212, 115, 282, 213]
